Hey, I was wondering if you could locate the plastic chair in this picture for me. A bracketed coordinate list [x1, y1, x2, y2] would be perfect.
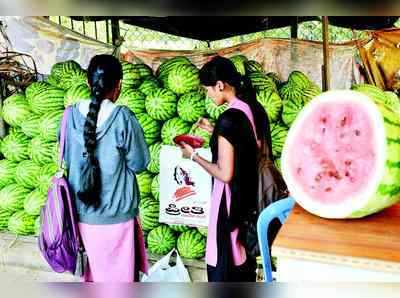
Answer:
[257, 197, 295, 282]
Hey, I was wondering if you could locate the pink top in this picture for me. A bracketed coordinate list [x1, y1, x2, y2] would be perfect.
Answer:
[205, 98, 258, 267]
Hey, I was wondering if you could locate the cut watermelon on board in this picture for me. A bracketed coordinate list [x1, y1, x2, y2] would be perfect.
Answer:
[281, 90, 400, 219]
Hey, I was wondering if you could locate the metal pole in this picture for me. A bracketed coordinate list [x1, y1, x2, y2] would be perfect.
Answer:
[322, 16, 330, 91]
[291, 17, 298, 39]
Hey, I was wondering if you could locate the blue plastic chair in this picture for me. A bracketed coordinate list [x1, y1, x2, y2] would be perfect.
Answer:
[257, 197, 295, 282]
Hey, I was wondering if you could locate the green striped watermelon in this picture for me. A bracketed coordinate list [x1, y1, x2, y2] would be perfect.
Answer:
[279, 83, 303, 102]
[0, 160, 17, 189]
[58, 61, 87, 90]
[177, 91, 206, 122]
[282, 97, 305, 127]
[24, 189, 47, 216]
[151, 174, 159, 201]
[2, 93, 31, 127]
[21, 114, 42, 137]
[384, 91, 400, 113]
[136, 114, 161, 145]
[148, 142, 162, 174]
[281, 90, 400, 218]
[64, 83, 91, 107]
[352, 84, 400, 112]
[1, 130, 30, 162]
[256, 90, 283, 123]
[30, 138, 58, 166]
[197, 226, 208, 237]
[25, 81, 51, 103]
[47, 62, 64, 87]
[121, 61, 141, 89]
[189, 123, 212, 148]
[230, 55, 248, 76]
[288, 71, 312, 90]
[15, 160, 41, 189]
[177, 229, 206, 259]
[34, 215, 40, 235]
[38, 163, 58, 195]
[39, 110, 64, 142]
[249, 72, 277, 92]
[139, 78, 161, 96]
[0, 184, 31, 212]
[157, 56, 192, 85]
[266, 72, 284, 88]
[136, 171, 153, 197]
[132, 63, 153, 80]
[169, 224, 190, 233]
[0, 208, 13, 230]
[145, 89, 178, 120]
[139, 197, 160, 231]
[270, 123, 288, 158]
[245, 60, 263, 75]
[8, 210, 36, 236]
[303, 84, 322, 104]
[147, 225, 177, 255]
[117, 89, 146, 115]
[161, 118, 191, 145]
[167, 64, 200, 95]
[29, 85, 65, 115]
[205, 96, 228, 120]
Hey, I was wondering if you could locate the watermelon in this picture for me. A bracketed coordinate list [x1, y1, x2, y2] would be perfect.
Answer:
[249, 72, 277, 92]
[352, 84, 400, 112]
[0, 184, 31, 212]
[24, 189, 47, 216]
[189, 125, 212, 148]
[139, 197, 160, 231]
[157, 56, 192, 85]
[30, 138, 58, 166]
[275, 158, 282, 172]
[288, 71, 312, 90]
[132, 63, 153, 80]
[58, 61, 87, 90]
[169, 224, 190, 233]
[34, 216, 40, 235]
[0, 208, 13, 230]
[121, 61, 141, 89]
[147, 225, 177, 255]
[266, 72, 284, 88]
[0, 160, 17, 189]
[15, 160, 41, 189]
[136, 171, 153, 197]
[117, 89, 146, 115]
[25, 81, 51, 103]
[1, 130, 30, 162]
[161, 118, 191, 145]
[8, 210, 36, 236]
[64, 83, 91, 107]
[230, 55, 248, 76]
[177, 229, 206, 259]
[279, 83, 303, 102]
[167, 64, 200, 95]
[136, 114, 161, 145]
[245, 60, 263, 74]
[39, 110, 64, 142]
[282, 97, 305, 127]
[148, 142, 162, 174]
[47, 62, 64, 87]
[21, 114, 42, 137]
[145, 89, 178, 120]
[29, 85, 65, 115]
[139, 78, 161, 96]
[303, 84, 322, 104]
[281, 90, 400, 219]
[270, 123, 289, 158]
[205, 96, 228, 120]
[197, 226, 208, 237]
[2, 93, 31, 127]
[37, 163, 58, 195]
[151, 174, 159, 201]
[177, 91, 206, 123]
[384, 91, 400, 113]
[256, 90, 283, 123]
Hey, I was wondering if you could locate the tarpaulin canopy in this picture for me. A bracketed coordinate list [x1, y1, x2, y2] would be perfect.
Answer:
[70, 16, 399, 41]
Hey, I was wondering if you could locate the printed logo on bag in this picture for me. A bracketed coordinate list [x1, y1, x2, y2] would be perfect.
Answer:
[173, 166, 197, 201]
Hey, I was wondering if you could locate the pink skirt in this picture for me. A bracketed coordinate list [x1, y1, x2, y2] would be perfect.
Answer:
[78, 217, 148, 282]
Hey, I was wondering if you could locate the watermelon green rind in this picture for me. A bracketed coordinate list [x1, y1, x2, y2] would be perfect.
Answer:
[2, 93, 31, 127]
[0, 160, 18, 189]
[177, 91, 206, 123]
[24, 189, 47, 216]
[0, 184, 31, 212]
[0, 208, 14, 230]
[167, 64, 200, 95]
[8, 210, 36, 236]
[137, 114, 161, 145]
[1, 130, 30, 162]
[151, 174, 159, 201]
[147, 224, 177, 255]
[177, 229, 206, 259]
[161, 118, 191, 145]
[137, 171, 153, 197]
[15, 160, 41, 189]
[256, 90, 283, 123]
[145, 88, 178, 121]
[64, 83, 91, 107]
[139, 197, 160, 231]
[147, 142, 162, 174]
[21, 114, 42, 137]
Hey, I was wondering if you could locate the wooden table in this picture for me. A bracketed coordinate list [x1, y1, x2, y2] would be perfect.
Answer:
[271, 203, 400, 282]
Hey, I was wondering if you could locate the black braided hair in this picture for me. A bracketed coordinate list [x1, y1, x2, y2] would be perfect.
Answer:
[77, 55, 122, 208]
[199, 56, 273, 160]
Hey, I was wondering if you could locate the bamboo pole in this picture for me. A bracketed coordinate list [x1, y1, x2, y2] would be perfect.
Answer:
[322, 16, 330, 91]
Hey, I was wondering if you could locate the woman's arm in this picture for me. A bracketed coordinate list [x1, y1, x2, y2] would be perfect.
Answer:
[180, 135, 234, 183]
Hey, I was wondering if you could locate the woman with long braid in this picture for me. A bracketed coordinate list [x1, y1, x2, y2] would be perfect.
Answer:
[62, 55, 150, 282]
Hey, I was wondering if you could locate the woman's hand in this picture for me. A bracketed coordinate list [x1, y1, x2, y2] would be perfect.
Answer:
[196, 118, 214, 134]
[179, 142, 195, 159]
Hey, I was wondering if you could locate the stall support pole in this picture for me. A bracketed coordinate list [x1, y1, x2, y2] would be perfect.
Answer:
[322, 16, 331, 91]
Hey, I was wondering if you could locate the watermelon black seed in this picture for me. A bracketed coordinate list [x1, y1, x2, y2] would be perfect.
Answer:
[355, 130, 361, 136]
[322, 127, 326, 133]
[340, 116, 347, 127]
[345, 171, 350, 177]
[325, 187, 332, 192]
[321, 117, 327, 124]
[345, 160, 352, 166]
[297, 168, 302, 174]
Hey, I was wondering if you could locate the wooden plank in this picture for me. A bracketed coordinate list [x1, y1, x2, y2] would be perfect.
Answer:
[273, 203, 400, 263]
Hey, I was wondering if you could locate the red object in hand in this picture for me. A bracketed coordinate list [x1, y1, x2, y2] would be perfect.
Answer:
[174, 134, 204, 149]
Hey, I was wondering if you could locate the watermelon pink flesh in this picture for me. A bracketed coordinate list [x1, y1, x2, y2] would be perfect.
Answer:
[282, 90, 400, 219]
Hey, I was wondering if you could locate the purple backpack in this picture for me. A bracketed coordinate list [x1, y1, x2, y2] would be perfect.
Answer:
[38, 107, 86, 276]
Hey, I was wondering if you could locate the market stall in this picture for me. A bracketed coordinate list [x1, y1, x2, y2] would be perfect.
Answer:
[0, 16, 399, 282]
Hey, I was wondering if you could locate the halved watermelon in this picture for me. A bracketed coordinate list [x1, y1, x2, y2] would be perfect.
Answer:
[281, 90, 400, 219]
